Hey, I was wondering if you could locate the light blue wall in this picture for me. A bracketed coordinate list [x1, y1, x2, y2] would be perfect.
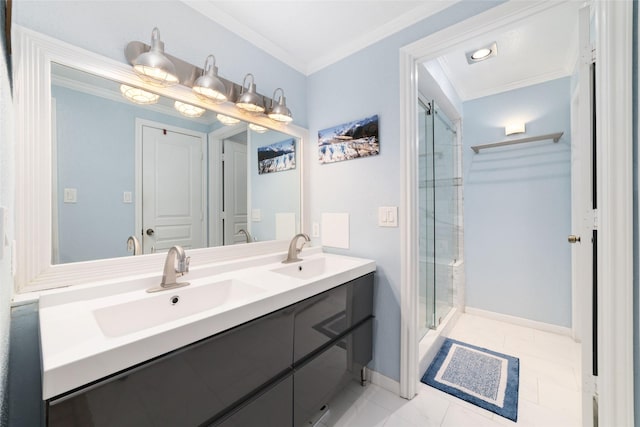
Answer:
[13, 0, 308, 127]
[307, 1, 502, 381]
[633, 1, 639, 424]
[462, 77, 572, 327]
[249, 132, 300, 241]
[53, 85, 210, 263]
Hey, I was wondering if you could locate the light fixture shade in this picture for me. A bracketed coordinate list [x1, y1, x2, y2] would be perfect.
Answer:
[505, 122, 526, 136]
[268, 88, 293, 123]
[133, 27, 179, 86]
[174, 101, 205, 118]
[216, 113, 240, 126]
[236, 74, 265, 113]
[120, 84, 159, 105]
[193, 55, 227, 104]
[248, 123, 268, 133]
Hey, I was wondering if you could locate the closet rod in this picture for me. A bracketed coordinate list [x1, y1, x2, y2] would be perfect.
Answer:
[471, 132, 564, 153]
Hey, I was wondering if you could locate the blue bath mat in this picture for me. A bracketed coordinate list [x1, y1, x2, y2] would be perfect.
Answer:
[421, 338, 519, 421]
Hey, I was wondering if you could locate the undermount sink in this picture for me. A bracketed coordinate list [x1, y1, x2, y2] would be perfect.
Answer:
[93, 279, 266, 337]
[271, 256, 356, 280]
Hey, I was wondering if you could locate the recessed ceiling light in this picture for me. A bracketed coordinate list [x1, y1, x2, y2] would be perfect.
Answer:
[465, 42, 497, 64]
[471, 48, 492, 60]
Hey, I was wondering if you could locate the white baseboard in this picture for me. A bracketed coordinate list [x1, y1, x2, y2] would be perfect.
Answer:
[465, 306, 572, 337]
[367, 368, 400, 396]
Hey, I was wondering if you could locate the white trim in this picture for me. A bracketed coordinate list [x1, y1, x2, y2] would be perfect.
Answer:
[12, 26, 308, 293]
[464, 307, 573, 337]
[51, 98, 59, 265]
[594, 1, 634, 425]
[134, 118, 208, 253]
[368, 369, 401, 396]
[399, 47, 419, 400]
[399, 3, 634, 424]
[182, 0, 458, 76]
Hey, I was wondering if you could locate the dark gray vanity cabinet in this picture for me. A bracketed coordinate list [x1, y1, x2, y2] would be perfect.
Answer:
[47, 308, 294, 427]
[45, 272, 374, 427]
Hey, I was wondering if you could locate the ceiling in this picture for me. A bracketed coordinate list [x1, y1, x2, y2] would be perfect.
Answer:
[183, 1, 581, 100]
[183, 0, 458, 75]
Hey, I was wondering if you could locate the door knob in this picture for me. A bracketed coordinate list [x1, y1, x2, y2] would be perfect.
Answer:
[568, 235, 581, 243]
[146, 228, 155, 236]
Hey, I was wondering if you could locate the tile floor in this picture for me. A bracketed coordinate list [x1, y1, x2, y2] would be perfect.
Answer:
[319, 313, 582, 427]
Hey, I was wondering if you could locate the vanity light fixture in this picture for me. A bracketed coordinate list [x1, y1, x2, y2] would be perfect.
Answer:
[216, 113, 241, 126]
[505, 122, 526, 136]
[192, 55, 227, 104]
[174, 101, 205, 118]
[465, 42, 498, 65]
[132, 27, 179, 86]
[236, 74, 265, 114]
[268, 88, 293, 123]
[248, 123, 268, 133]
[119, 84, 160, 105]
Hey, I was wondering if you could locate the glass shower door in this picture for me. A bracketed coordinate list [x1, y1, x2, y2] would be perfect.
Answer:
[418, 99, 458, 339]
[418, 100, 435, 338]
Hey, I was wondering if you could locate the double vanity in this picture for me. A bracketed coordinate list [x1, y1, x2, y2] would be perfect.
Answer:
[39, 245, 375, 426]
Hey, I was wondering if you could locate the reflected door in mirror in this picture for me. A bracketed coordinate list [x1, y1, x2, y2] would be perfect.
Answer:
[141, 125, 205, 253]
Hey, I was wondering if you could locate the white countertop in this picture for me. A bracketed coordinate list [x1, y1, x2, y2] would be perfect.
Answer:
[39, 248, 375, 400]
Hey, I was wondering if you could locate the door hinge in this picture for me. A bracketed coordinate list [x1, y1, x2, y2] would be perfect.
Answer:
[592, 209, 598, 229]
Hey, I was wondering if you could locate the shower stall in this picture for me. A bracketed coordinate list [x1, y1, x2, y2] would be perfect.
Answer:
[418, 99, 460, 339]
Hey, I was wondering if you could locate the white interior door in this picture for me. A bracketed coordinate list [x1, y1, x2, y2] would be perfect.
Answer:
[223, 139, 248, 245]
[141, 125, 205, 254]
[572, 6, 597, 427]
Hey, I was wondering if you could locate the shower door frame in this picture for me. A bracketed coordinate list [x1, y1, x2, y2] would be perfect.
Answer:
[399, 1, 633, 426]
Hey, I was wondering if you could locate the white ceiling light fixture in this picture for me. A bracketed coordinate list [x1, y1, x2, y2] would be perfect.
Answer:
[216, 113, 240, 126]
[465, 42, 498, 64]
[119, 84, 160, 105]
[248, 123, 268, 133]
[174, 101, 205, 118]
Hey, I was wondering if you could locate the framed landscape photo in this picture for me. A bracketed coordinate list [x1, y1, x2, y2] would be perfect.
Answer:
[318, 115, 379, 164]
[258, 138, 296, 174]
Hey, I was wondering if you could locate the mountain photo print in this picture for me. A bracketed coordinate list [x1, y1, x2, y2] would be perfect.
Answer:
[318, 115, 379, 164]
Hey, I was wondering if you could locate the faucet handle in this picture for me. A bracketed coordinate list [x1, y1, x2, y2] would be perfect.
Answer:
[177, 256, 190, 274]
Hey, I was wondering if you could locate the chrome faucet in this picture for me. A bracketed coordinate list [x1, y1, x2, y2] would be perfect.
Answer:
[238, 229, 253, 243]
[282, 233, 311, 264]
[146, 245, 191, 293]
[126, 235, 141, 255]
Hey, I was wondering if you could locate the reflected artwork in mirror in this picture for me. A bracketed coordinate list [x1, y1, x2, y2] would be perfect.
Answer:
[51, 63, 301, 264]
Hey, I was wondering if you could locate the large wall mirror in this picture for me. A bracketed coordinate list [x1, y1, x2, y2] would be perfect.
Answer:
[13, 26, 307, 291]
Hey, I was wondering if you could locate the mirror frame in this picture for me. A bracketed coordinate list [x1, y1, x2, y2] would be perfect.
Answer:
[12, 25, 308, 293]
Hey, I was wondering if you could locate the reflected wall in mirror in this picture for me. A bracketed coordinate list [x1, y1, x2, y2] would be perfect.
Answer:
[52, 63, 300, 264]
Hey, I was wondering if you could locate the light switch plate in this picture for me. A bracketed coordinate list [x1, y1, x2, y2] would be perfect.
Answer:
[64, 188, 77, 203]
[123, 191, 133, 203]
[251, 209, 261, 222]
[312, 222, 320, 238]
[378, 206, 398, 227]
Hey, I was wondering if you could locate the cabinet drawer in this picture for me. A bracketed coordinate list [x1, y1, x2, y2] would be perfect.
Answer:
[212, 375, 293, 427]
[293, 317, 373, 427]
[48, 308, 294, 427]
[293, 273, 373, 362]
